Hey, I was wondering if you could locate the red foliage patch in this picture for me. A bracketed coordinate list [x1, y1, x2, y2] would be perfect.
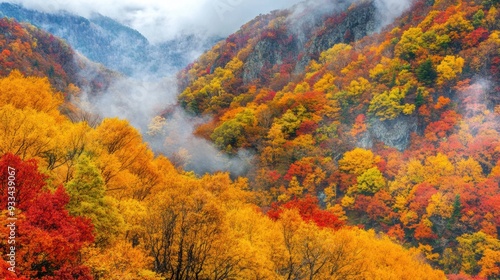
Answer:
[0, 154, 94, 279]
[267, 196, 344, 229]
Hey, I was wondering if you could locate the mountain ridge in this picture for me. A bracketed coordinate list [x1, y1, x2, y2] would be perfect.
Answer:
[175, 0, 500, 276]
[0, 2, 217, 76]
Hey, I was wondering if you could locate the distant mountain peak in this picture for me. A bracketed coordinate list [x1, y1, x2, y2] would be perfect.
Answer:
[0, 2, 217, 76]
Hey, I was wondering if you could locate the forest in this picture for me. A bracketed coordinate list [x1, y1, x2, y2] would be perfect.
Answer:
[1, 0, 500, 279]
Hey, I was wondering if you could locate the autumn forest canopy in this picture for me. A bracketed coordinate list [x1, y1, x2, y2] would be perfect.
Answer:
[1, 0, 500, 279]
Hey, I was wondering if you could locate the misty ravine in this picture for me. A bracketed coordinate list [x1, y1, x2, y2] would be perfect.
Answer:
[77, 74, 254, 175]
[56, 0, 414, 176]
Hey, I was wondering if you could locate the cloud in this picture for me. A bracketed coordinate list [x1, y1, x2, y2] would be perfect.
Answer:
[6, 0, 413, 43]
[288, 0, 412, 32]
[373, 0, 411, 29]
[145, 108, 254, 176]
[7, 0, 304, 43]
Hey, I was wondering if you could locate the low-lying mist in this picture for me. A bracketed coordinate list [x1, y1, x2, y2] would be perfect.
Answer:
[75, 73, 254, 176]
[288, 0, 412, 33]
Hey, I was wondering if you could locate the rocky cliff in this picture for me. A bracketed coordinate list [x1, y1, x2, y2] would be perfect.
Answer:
[237, 1, 379, 84]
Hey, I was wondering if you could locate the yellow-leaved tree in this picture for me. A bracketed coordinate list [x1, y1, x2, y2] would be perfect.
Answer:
[436, 55, 465, 85]
[0, 70, 64, 119]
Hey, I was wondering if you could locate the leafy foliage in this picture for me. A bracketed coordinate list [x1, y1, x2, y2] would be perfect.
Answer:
[175, 0, 500, 278]
[3, 0, 500, 278]
[0, 153, 94, 279]
[0, 69, 446, 279]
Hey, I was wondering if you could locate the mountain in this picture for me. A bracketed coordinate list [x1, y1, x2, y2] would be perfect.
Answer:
[0, 2, 446, 278]
[1, 0, 500, 278]
[177, 0, 500, 277]
[0, 16, 115, 94]
[178, 0, 380, 114]
[0, 2, 216, 76]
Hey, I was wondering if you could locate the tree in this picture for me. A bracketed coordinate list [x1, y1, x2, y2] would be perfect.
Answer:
[436, 55, 465, 85]
[457, 231, 500, 276]
[65, 155, 124, 247]
[83, 241, 160, 280]
[416, 59, 437, 86]
[396, 27, 424, 60]
[319, 43, 352, 64]
[0, 105, 60, 160]
[456, 158, 484, 183]
[356, 167, 386, 195]
[91, 118, 155, 198]
[0, 153, 94, 279]
[345, 77, 370, 99]
[424, 110, 461, 142]
[142, 173, 244, 279]
[274, 209, 445, 280]
[267, 196, 344, 230]
[443, 12, 474, 43]
[93, 118, 144, 155]
[211, 108, 256, 151]
[350, 114, 367, 137]
[472, 10, 485, 28]
[478, 249, 500, 279]
[0, 70, 63, 119]
[426, 192, 454, 219]
[368, 87, 415, 121]
[313, 73, 337, 93]
[423, 153, 455, 186]
[338, 148, 379, 176]
[276, 107, 306, 138]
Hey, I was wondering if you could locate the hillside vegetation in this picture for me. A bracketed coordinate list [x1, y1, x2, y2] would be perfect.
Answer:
[177, 0, 500, 277]
[0, 71, 444, 279]
[0, 17, 116, 95]
[1, 0, 500, 278]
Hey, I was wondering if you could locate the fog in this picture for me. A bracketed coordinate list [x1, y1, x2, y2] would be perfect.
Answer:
[373, 0, 412, 29]
[74, 73, 255, 176]
[288, 0, 412, 31]
[8, 0, 305, 43]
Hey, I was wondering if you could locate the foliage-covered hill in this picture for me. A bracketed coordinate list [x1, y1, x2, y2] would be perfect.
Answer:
[0, 1, 449, 278]
[0, 16, 115, 95]
[177, 0, 500, 277]
[1, 0, 499, 278]
[0, 2, 218, 76]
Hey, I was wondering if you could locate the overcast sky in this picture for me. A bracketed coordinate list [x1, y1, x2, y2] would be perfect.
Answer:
[7, 0, 305, 43]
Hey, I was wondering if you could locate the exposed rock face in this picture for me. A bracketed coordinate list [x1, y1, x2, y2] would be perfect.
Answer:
[357, 116, 418, 151]
[296, 1, 378, 72]
[242, 0, 378, 84]
[243, 38, 299, 83]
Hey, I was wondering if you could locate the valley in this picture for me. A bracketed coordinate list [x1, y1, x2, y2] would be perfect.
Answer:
[1, 0, 500, 279]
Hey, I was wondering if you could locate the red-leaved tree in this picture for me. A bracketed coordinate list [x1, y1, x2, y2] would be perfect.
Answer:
[267, 195, 344, 229]
[0, 153, 94, 279]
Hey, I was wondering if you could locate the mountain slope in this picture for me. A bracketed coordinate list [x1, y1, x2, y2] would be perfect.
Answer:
[0, 16, 115, 94]
[177, 0, 500, 277]
[178, 0, 379, 114]
[2, 0, 498, 278]
[0, 2, 217, 76]
[0, 16, 443, 278]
